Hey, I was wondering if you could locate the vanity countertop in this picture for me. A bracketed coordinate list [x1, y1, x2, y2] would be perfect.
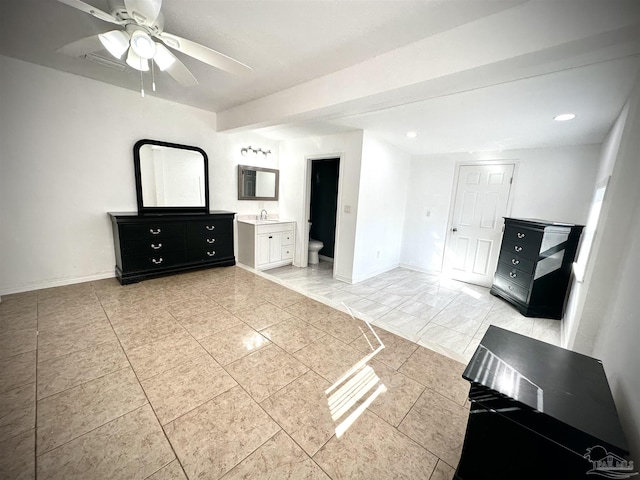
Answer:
[237, 217, 295, 226]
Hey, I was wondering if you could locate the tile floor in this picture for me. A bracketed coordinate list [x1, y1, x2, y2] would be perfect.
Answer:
[264, 261, 561, 363]
[0, 265, 472, 480]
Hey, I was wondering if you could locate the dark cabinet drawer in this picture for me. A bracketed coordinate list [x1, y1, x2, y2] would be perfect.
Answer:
[120, 222, 184, 239]
[501, 238, 540, 261]
[498, 252, 535, 275]
[187, 233, 232, 250]
[503, 225, 542, 247]
[496, 262, 532, 288]
[493, 274, 530, 304]
[121, 237, 184, 257]
[187, 219, 233, 238]
[123, 252, 185, 272]
[186, 242, 234, 262]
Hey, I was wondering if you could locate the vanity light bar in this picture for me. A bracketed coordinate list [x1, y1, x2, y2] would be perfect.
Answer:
[240, 146, 272, 159]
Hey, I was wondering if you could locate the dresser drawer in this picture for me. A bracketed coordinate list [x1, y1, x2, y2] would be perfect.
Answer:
[123, 252, 185, 272]
[120, 222, 184, 240]
[496, 262, 532, 288]
[187, 233, 232, 250]
[493, 274, 530, 304]
[498, 253, 535, 275]
[186, 242, 234, 262]
[121, 237, 184, 257]
[186, 219, 233, 238]
[501, 238, 540, 261]
[503, 225, 543, 247]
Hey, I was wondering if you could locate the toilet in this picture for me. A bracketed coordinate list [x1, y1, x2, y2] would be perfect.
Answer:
[308, 239, 324, 264]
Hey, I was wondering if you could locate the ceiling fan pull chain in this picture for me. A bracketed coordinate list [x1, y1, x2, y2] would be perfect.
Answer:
[151, 59, 156, 92]
[139, 62, 145, 97]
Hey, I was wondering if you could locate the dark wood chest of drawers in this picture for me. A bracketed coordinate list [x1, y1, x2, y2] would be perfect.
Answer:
[490, 217, 583, 319]
[109, 211, 235, 284]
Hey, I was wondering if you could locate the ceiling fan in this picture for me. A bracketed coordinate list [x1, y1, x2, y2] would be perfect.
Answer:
[56, 0, 252, 90]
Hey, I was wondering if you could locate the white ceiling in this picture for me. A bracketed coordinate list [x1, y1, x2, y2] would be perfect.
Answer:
[2, 0, 640, 155]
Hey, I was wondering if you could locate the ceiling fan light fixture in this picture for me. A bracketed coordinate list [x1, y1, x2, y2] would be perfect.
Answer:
[153, 43, 176, 71]
[98, 30, 130, 59]
[126, 48, 149, 71]
[553, 113, 576, 122]
[130, 30, 156, 59]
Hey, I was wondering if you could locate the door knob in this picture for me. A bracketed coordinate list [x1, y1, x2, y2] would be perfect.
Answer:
[452, 228, 458, 232]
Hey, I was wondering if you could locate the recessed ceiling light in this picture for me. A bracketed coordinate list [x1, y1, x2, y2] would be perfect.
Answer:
[405, 131, 418, 138]
[554, 113, 577, 122]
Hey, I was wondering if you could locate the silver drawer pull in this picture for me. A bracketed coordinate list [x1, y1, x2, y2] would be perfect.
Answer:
[151, 257, 163, 264]
[206, 238, 216, 244]
[508, 285, 514, 291]
[150, 228, 161, 235]
[207, 251, 216, 257]
[517, 232, 525, 238]
[151, 243, 162, 250]
[511, 259, 520, 265]
[206, 225, 216, 231]
[514, 245, 523, 252]
[509, 272, 517, 278]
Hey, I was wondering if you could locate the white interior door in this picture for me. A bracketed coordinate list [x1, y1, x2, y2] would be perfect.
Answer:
[443, 163, 515, 287]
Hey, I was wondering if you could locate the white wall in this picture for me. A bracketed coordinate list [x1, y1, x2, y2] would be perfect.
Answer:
[0, 56, 277, 294]
[352, 132, 410, 282]
[278, 131, 364, 282]
[400, 145, 600, 274]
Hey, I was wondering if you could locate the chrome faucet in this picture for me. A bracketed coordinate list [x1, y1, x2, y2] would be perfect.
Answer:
[260, 209, 268, 220]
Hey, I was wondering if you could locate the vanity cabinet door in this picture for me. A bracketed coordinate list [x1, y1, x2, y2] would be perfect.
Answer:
[257, 234, 272, 266]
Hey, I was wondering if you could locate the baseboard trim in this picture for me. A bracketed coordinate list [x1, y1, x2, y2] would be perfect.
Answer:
[0, 271, 115, 296]
[351, 264, 400, 284]
[398, 263, 442, 277]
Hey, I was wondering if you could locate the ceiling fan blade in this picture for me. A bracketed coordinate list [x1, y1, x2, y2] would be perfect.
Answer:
[57, 34, 104, 57]
[56, 0, 124, 25]
[124, 0, 162, 26]
[165, 56, 199, 87]
[158, 32, 252, 76]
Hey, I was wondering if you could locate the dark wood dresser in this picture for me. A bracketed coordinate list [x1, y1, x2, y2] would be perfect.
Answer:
[456, 326, 631, 480]
[109, 211, 235, 284]
[490, 217, 583, 319]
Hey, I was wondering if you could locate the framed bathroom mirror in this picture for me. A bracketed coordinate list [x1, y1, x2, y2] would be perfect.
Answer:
[134, 139, 209, 214]
[238, 165, 279, 200]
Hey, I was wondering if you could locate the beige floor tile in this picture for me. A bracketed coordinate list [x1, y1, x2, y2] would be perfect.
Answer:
[398, 345, 469, 405]
[313, 410, 437, 479]
[111, 310, 185, 350]
[141, 354, 237, 425]
[260, 317, 327, 353]
[0, 428, 35, 480]
[0, 312, 37, 335]
[0, 383, 35, 442]
[214, 292, 268, 314]
[350, 326, 419, 371]
[398, 389, 469, 468]
[36, 293, 100, 318]
[37, 340, 129, 400]
[0, 296, 37, 318]
[431, 459, 456, 480]
[260, 370, 335, 457]
[312, 313, 370, 344]
[37, 404, 174, 480]
[234, 303, 293, 330]
[286, 299, 337, 323]
[176, 308, 245, 340]
[126, 331, 208, 380]
[37, 319, 117, 363]
[293, 335, 366, 384]
[37, 305, 108, 333]
[221, 430, 330, 480]
[36, 367, 147, 454]
[0, 329, 37, 361]
[0, 351, 36, 394]
[165, 296, 221, 319]
[366, 359, 425, 427]
[37, 283, 95, 301]
[226, 344, 309, 402]
[200, 324, 270, 366]
[265, 289, 308, 309]
[146, 460, 187, 480]
[164, 385, 281, 480]
[101, 296, 165, 320]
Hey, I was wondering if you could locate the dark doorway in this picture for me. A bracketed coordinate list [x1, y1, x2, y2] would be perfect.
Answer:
[310, 158, 340, 259]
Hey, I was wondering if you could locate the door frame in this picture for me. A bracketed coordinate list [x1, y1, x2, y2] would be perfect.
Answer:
[441, 160, 519, 284]
[301, 153, 344, 279]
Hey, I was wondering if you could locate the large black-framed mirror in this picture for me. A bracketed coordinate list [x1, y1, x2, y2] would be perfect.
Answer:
[134, 139, 210, 214]
[237, 165, 279, 200]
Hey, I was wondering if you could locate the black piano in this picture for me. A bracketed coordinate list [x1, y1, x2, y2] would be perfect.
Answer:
[455, 326, 634, 480]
